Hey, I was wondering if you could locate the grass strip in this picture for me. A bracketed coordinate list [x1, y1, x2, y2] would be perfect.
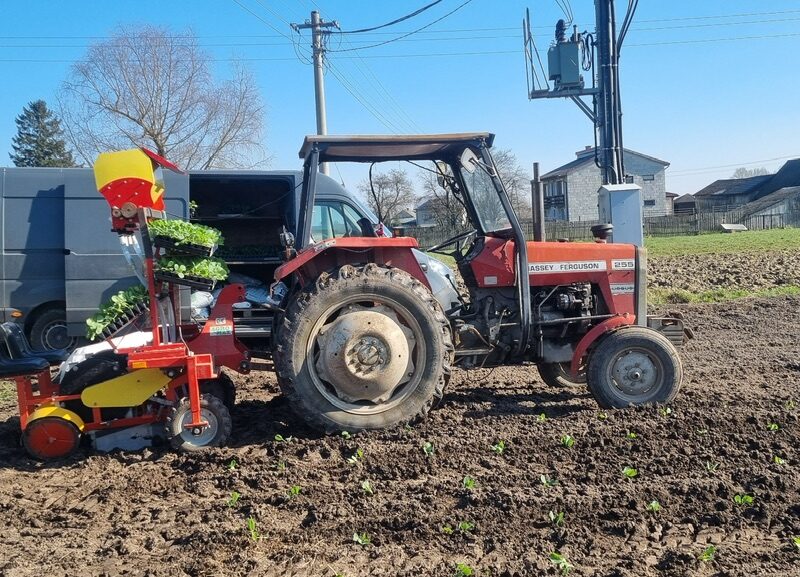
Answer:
[649, 285, 800, 305]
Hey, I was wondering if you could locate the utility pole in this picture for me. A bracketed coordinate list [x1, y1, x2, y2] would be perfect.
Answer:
[524, 0, 629, 185]
[291, 11, 339, 175]
[594, 0, 624, 185]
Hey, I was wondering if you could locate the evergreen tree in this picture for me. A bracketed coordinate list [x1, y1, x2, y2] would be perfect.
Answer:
[10, 100, 76, 167]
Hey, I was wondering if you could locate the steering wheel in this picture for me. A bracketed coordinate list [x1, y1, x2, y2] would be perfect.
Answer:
[427, 229, 477, 258]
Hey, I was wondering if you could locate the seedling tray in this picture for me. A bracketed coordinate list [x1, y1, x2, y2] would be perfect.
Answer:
[154, 270, 216, 291]
[100, 303, 150, 340]
[153, 235, 216, 257]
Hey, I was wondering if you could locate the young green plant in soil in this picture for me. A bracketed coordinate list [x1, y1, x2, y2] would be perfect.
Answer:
[549, 551, 573, 575]
[699, 545, 716, 562]
[85, 284, 150, 340]
[155, 256, 229, 281]
[148, 218, 224, 248]
[246, 517, 260, 542]
[491, 440, 506, 455]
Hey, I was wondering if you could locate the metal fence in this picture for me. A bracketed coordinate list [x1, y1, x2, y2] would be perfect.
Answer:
[398, 208, 800, 248]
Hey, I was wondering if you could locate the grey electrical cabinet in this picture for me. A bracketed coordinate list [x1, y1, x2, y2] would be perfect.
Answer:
[598, 184, 644, 246]
[547, 41, 582, 89]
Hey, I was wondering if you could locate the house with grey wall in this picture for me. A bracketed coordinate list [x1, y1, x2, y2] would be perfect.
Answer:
[540, 147, 670, 221]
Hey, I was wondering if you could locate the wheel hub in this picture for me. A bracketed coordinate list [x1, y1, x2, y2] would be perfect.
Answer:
[179, 408, 218, 446]
[315, 306, 414, 404]
[611, 351, 658, 395]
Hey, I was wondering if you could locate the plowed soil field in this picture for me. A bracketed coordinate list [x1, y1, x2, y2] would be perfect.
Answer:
[1, 294, 798, 577]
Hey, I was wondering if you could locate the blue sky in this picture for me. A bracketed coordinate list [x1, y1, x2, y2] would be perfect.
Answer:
[0, 0, 798, 195]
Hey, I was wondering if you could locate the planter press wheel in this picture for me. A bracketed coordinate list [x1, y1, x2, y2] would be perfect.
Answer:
[22, 417, 81, 461]
[166, 394, 232, 452]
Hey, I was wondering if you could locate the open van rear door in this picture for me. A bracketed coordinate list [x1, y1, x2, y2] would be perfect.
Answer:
[63, 170, 189, 336]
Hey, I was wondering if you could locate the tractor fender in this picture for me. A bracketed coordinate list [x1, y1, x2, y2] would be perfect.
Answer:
[26, 405, 86, 432]
[274, 237, 430, 289]
[570, 315, 635, 378]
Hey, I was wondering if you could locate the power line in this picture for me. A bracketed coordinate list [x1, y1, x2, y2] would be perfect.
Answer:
[627, 31, 800, 47]
[329, 0, 475, 53]
[327, 35, 421, 133]
[325, 59, 408, 133]
[669, 155, 799, 176]
[340, 0, 445, 34]
[4, 9, 800, 42]
[230, 0, 294, 41]
[3, 30, 800, 64]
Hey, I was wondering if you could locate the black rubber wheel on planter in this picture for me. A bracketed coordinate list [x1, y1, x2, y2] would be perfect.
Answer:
[29, 308, 79, 352]
[166, 394, 232, 452]
[199, 372, 236, 410]
[274, 263, 454, 433]
[586, 327, 682, 409]
[537, 362, 587, 388]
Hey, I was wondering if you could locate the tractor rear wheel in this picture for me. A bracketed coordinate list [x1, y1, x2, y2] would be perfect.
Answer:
[275, 264, 453, 433]
[587, 327, 682, 408]
[537, 362, 586, 388]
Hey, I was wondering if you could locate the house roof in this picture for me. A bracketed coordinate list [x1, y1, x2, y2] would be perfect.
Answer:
[541, 147, 669, 180]
[757, 159, 800, 197]
[416, 198, 438, 210]
[666, 192, 679, 198]
[673, 193, 696, 204]
[694, 159, 800, 200]
[740, 186, 800, 217]
[694, 175, 770, 197]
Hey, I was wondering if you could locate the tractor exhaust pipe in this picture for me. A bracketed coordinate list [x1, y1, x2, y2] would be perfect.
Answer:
[531, 162, 545, 242]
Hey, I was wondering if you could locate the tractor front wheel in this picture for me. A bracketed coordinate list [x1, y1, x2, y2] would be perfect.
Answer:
[587, 327, 682, 408]
[275, 264, 453, 433]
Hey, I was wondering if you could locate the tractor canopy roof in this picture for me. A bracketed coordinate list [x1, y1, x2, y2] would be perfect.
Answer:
[298, 133, 495, 163]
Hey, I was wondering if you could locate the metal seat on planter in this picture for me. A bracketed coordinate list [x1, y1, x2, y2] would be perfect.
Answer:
[0, 322, 69, 365]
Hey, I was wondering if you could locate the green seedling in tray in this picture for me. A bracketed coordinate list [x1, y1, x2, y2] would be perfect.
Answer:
[86, 285, 150, 341]
[148, 218, 224, 248]
[155, 256, 230, 281]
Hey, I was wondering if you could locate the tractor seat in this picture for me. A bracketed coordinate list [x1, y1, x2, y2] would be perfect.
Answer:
[0, 322, 69, 365]
[0, 344, 48, 377]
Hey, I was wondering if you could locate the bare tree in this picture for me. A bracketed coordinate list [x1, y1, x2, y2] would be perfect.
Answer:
[358, 168, 417, 224]
[731, 167, 770, 179]
[418, 170, 466, 229]
[492, 149, 531, 218]
[59, 26, 267, 169]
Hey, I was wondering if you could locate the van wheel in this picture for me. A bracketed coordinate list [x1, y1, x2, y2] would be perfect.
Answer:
[29, 308, 78, 352]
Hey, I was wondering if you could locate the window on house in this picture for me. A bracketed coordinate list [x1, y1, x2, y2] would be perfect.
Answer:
[642, 174, 655, 181]
[644, 199, 656, 207]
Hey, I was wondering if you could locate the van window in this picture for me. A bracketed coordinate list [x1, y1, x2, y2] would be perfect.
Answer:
[312, 201, 364, 239]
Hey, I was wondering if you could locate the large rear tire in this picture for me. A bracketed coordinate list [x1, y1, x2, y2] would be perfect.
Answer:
[587, 327, 682, 408]
[275, 263, 453, 433]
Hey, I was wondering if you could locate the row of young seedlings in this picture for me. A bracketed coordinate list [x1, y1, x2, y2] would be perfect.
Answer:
[227, 400, 797, 575]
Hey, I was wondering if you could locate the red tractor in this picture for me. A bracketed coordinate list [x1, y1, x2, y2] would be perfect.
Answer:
[271, 133, 686, 432]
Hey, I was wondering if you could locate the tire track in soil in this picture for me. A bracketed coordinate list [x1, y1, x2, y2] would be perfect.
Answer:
[0, 297, 798, 576]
